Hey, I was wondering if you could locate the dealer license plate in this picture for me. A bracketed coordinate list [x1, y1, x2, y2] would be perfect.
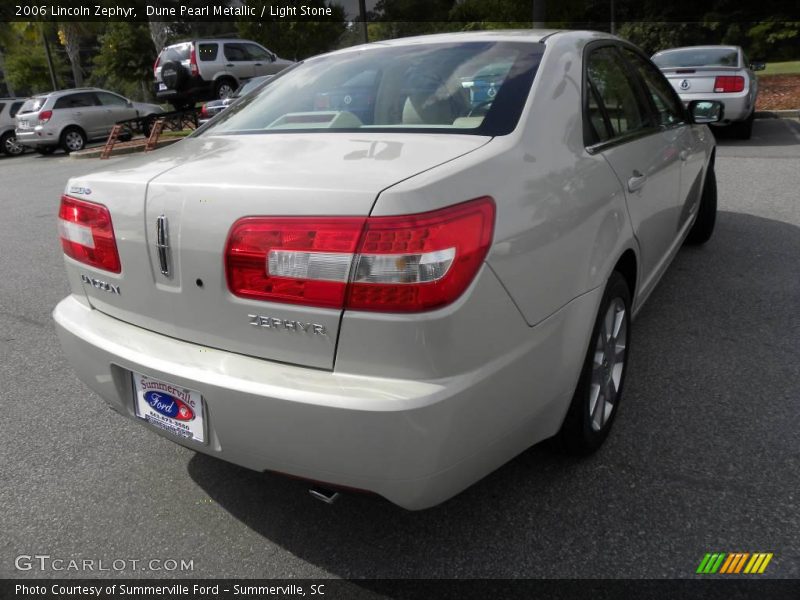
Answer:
[132, 372, 205, 443]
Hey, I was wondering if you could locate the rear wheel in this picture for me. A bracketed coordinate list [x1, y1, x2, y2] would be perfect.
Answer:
[60, 127, 86, 153]
[214, 78, 236, 100]
[1, 131, 24, 156]
[733, 111, 754, 140]
[558, 271, 631, 454]
[685, 165, 717, 245]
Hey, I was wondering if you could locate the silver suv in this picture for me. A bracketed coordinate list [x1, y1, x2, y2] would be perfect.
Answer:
[0, 97, 26, 156]
[15, 88, 163, 154]
[153, 38, 294, 109]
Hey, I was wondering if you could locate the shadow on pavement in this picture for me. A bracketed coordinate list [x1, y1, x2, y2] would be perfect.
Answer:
[713, 116, 800, 147]
[188, 211, 800, 579]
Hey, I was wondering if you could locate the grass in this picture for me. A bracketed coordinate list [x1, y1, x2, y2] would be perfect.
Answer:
[759, 61, 800, 77]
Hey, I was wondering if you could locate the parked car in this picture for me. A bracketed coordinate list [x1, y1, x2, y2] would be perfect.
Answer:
[0, 97, 26, 156]
[313, 69, 379, 124]
[652, 45, 762, 139]
[54, 31, 721, 510]
[154, 39, 294, 109]
[15, 88, 164, 154]
[199, 75, 273, 125]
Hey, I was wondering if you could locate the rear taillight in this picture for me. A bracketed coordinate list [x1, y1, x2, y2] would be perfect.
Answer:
[189, 45, 199, 76]
[38, 110, 53, 123]
[225, 197, 495, 313]
[153, 55, 161, 78]
[58, 195, 121, 273]
[713, 76, 745, 93]
[200, 103, 208, 118]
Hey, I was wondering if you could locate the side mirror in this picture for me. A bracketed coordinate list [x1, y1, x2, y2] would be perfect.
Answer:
[688, 100, 724, 124]
[127, 100, 133, 107]
[750, 61, 766, 72]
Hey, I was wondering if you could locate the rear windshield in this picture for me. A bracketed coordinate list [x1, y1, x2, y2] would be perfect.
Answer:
[160, 43, 191, 63]
[652, 48, 740, 68]
[201, 41, 544, 137]
[19, 97, 47, 114]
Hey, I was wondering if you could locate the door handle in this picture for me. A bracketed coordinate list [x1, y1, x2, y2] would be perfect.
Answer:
[254, 63, 263, 66]
[627, 170, 647, 193]
[226, 63, 234, 67]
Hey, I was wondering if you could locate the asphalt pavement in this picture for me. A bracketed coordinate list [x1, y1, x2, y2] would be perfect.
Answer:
[1, 118, 798, 580]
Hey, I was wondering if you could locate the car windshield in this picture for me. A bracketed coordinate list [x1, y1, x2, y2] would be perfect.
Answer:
[201, 41, 544, 136]
[652, 48, 740, 68]
[235, 76, 271, 97]
[19, 97, 47, 114]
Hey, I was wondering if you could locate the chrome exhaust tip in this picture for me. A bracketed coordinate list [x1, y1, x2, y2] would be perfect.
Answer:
[309, 486, 340, 504]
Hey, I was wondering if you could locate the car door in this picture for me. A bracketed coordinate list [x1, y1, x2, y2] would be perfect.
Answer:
[584, 44, 683, 299]
[222, 42, 255, 80]
[54, 92, 106, 139]
[243, 43, 274, 76]
[95, 91, 137, 134]
[619, 47, 707, 236]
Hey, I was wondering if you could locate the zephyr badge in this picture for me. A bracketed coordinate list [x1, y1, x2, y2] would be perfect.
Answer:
[156, 215, 170, 276]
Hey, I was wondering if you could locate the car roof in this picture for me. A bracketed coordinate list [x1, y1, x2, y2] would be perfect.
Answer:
[654, 45, 740, 54]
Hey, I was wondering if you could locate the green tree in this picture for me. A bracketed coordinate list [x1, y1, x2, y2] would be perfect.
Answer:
[92, 22, 157, 101]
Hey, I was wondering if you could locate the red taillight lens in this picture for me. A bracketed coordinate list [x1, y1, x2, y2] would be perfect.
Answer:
[713, 76, 745, 93]
[225, 197, 495, 313]
[38, 110, 53, 123]
[58, 195, 121, 273]
[189, 45, 199, 76]
[200, 103, 208, 118]
[153, 55, 161, 78]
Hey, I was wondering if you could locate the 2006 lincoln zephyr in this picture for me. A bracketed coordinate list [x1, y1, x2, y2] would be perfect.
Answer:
[54, 30, 722, 509]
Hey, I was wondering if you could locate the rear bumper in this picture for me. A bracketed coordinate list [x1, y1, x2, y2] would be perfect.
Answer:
[53, 285, 599, 509]
[155, 77, 214, 104]
[16, 127, 59, 148]
[679, 90, 754, 122]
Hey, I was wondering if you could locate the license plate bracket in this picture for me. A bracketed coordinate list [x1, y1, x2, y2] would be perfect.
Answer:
[132, 372, 206, 443]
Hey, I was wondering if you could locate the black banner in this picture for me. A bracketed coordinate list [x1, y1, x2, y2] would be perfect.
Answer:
[3, 579, 800, 600]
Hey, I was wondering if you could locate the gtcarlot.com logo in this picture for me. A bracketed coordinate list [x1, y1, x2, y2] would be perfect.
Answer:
[696, 552, 773, 574]
[15, 554, 194, 573]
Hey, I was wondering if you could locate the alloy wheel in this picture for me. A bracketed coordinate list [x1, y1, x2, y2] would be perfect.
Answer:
[65, 131, 84, 151]
[5, 135, 24, 155]
[589, 297, 627, 431]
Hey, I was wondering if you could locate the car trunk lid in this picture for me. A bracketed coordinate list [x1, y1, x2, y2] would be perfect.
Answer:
[659, 66, 745, 95]
[71, 133, 490, 369]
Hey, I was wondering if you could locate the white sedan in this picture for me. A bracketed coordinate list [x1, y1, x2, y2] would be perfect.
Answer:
[54, 30, 722, 509]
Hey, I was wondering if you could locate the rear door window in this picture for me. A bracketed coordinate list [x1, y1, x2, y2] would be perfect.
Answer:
[620, 48, 685, 127]
[224, 43, 249, 62]
[585, 46, 649, 142]
[54, 92, 99, 109]
[244, 44, 271, 61]
[19, 97, 46, 114]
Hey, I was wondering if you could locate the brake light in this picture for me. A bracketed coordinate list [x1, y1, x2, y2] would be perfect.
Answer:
[58, 195, 121, 273]
[153, 54, 161, 78]
[189, 45, 199, 76]
[200, 103, 208, 118]
[225, 197, 495, 312]
[38, 110, 53, 123]
[713, 76, 745, 93]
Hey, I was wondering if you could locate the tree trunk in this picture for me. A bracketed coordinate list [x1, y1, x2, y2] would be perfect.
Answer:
[60, 24, 83, 87]
[148, 21, 170, 54]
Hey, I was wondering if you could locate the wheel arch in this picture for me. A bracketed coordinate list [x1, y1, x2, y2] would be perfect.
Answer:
[612, 248, 638, 303]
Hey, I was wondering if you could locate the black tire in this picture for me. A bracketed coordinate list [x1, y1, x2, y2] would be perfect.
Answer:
[214, 77, 237, 100]
[558, 271, 632, 455]
[160, 61, 188, 91]
[1, 130, 25, 156]
[685, 165, 717, 245]
[35, 145, 56, 155]
[60, 126, 87, 153]
[733, 111, 754, 140]
[170, 100, 194, 112]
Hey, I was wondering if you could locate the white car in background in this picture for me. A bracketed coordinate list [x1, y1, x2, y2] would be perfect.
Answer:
[54, 31, 722, 510]
[652, 45, 762, 139]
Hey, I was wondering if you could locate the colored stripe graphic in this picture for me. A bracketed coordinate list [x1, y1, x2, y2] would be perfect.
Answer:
[699, 552, 773, 574]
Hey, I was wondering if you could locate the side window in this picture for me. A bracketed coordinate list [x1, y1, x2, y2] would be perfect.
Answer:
[198, 43, 218, 62]
[0, 103, 5, 116]
[621, 48, 684, 127]
[54, 93, 98, 109]
[244, 44, 271, 61]
[224, 43, 248, 62]
[586, 82, 612, 142]
[96, 92, 128, 107]
[10, 101, 23, 117]
[586, 46, 648, 141]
